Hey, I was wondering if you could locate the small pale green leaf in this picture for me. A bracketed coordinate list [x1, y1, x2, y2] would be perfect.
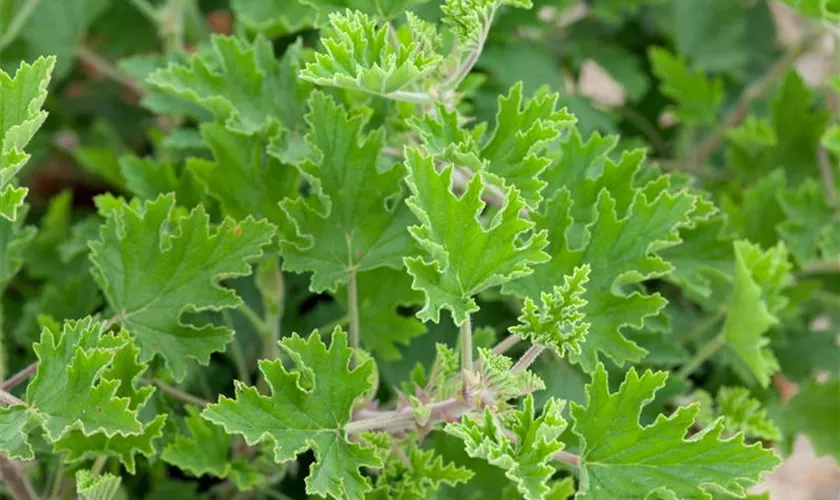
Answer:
[445, 394, 566, 500]
[510, 265, 590, 358]
[722, 241, 791, 388]
[76, 470, 122, 500]
[300, 11, 441, 100]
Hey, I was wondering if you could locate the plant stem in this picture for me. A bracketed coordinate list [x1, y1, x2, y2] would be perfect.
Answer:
[0, 389, 24, 407]
[684, 311, 725, 343]
[347, 269, 361, 364]
[46, 459, 63, 500]
[511, 345, 545, 373]
[692, 33, 816, 164]
[0, 456, 38, 500]
[89, 456, 107, 476]
[817, 146, 838, 208]
[553, 450, 580, 467]
[460, 315, 473, 373]
[76, 46, 145, 96]
[150, 379, 209, 407]
[1, 363, 38, 392]
[386, 90, 437, 105]
[677, 333, 726, 379]
[346, 394, 476, 434]
[491, 335, 521, 356]
[0, 0, 41, 49]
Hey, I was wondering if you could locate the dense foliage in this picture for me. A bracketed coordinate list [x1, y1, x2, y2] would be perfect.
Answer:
[1, 0, 839, 498]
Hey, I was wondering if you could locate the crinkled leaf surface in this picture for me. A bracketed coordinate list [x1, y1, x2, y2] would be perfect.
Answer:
[187, 122, 298, 224]
[403, 148, 549, 325]
[75, 470, 122, 500]
[445, 395, 566, 500]
[202, 330, 380, 499]
[0, 318, 146, 459]
[277, 92, 414, 292]
[89, 194, 275, 380]
[694, 387, 781, 441]
[0, 56, 54, 220]
[649, 47, 723, 126]
[504, 186, 698, 372]
[442, 0, 532, 52]
[778, 179, 839, 264]
[510, 265, 590, 358]
[571, 365, 781, 499]
[232, 0, 316, 36]
[148, 35, 311, 136]
[302, 0, 428, 20]
[162, 407, 262, 490]
[300, 11, 441, 99]
[53, 333, 164, 473]
[722, 241, 791, 388]
[786, 378, 840, 462]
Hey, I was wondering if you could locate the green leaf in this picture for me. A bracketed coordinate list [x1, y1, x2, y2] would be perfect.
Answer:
[778, 179, 839, 265]
[334, 267, 426, 360]
[504, 184, 699, 372]
[403, 147, 550, 325]
[277, 92, 414, 292]
[370, 437, 474, 498]
[232, 0, 316, 37]
[302, 0, 429, 20]
[445, 394, 566, 500]
[202, 329, 380, 500]
[649, 47, 723, 126]
[571, 364, 781, 499]
[76, 470, 122, 500]
[475, 83, 575, 208]
[53, 333, 165, 474]
[786, 378, 840, 462]
[300, 11, 441, 101]
[0, 318, 149, 460]
[162, 407, 263, 490]
[148, 35, 311, 136]
[0, 56, 55, 220]
[694, 387, 781, 441]
[660, 215, 734, 301]
[510, 265, 590, 358]
[187, 122, 298, 224]
[722, 241, 791, 388]
[89, 194, 275, 380]
[441, 0, 533, 53]
[0, 406, 33, 460]
[770, 71, 832, 184]
[0, 203, 35, 288]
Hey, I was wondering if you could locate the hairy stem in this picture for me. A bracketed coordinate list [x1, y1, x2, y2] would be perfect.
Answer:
[1, 364, 37, 392]
[511, 344, 545, 373]
[677, 333, 726, 379]
[554, 450, 580, 468]
[150, 379, 209, 407]
[818, 146, 838, 208]
[128, 0, 161, 24]
[348, 269, 361, 365]
[317, 315, 349, 335]
[0, 389, 24, 407]
[346, 394, 476, 434]
[0, 456, 38, 500]
[89, 456, 108, 476]
[460, 315, 473, 374]
[492, 335, 521, 356]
